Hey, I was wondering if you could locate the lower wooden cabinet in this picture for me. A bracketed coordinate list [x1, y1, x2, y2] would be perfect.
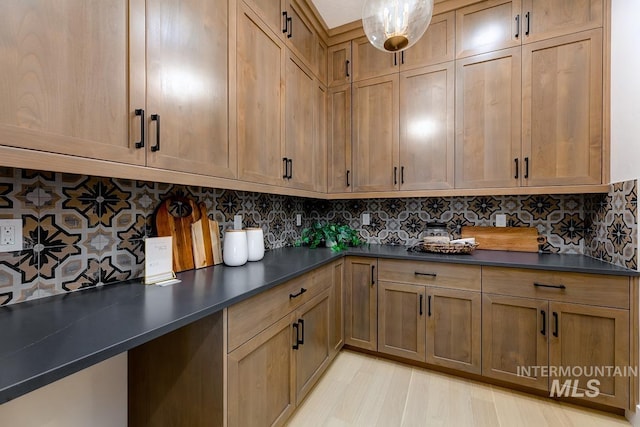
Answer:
[329, 261, 345, 357]
[345, 257, 378, 350]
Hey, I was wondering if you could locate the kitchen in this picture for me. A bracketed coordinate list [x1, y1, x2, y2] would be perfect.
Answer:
[0, 0, 639, 425]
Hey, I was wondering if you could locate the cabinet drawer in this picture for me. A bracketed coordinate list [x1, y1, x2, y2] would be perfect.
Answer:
[378, 259, 481, 291]
[482, 267, 630, 309]
[228, 264, 333, 352]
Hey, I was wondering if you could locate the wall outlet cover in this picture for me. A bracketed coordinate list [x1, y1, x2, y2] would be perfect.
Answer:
[233, 215, 242, 230]
[362, 213, 370, 226]
[496, 214, 507, 227]
[0, 219, 22, 252]
[296, 214, 302, 226]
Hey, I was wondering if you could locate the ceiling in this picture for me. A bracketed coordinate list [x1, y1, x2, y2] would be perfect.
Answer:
[310, 0, 364, 29]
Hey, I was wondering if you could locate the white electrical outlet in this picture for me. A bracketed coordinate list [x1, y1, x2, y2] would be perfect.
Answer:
[0, 219, 22, 252]
[233, 215, 243, 230]
[362, 213, 370, 226]
[496, 214, 507, 227]
[296, 214, 302, 226]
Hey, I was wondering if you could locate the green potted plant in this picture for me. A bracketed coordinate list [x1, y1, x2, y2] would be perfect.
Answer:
[297, 222, 363, 252]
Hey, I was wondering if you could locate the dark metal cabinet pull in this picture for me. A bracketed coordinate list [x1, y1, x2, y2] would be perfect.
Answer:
[283, 157, 289, 179]
[371, 265, 376, 285]
[289, 287, 307, 299]
[515, 14, 520, 38]
[150, 114, 160, 152]
[534, 282, 566, 290]
[401, 166, 405, 184]
[345, 60, 350, 78]
[428, 295, 432, 316]
[346, 170, 351, 187]
[298, 319, 304, 345]
[415, 272, 437, 278]
[419, 294, 423, 316]
[394, 167, 398, 185]
[282, 11, 288, 33]
[287, 17, 292, 38]
[514, 158, 519, 179]
[288, 159, 293, 179]
[393, 53, 397, 66]
[292, 322, 300, 349]
[134, 109, 145, 149]
[524, 157, 529, 179]
[401, 51, 405, 64]
[541, 310, 546, 335]
[525, 12, 531, 36]
[552, 312, 559, 337]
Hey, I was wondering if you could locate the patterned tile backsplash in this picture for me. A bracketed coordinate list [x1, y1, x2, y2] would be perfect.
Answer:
[0, 167, 636, 305]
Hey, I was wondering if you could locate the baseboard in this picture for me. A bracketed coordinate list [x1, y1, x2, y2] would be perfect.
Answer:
[626, 405, 640, 426]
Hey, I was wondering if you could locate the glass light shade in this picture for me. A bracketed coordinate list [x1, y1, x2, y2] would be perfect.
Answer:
[362, 0, 434, 52]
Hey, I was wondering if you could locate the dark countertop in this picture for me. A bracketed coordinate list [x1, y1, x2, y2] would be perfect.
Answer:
[0, 245, 636, 404]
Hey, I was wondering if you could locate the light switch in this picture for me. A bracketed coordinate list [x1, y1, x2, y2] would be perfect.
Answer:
[0, 219, 22, 252]
[296, 214, 302, 226]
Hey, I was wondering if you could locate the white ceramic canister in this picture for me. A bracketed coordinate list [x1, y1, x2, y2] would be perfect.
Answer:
[246, 227, 265, 261]
[223, 230, 248, 267]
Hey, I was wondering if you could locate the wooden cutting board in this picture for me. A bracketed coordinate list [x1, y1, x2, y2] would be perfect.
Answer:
[461, 226, 546, 252]
[155, 197, 201, 272]
[191, 203, 215, 269]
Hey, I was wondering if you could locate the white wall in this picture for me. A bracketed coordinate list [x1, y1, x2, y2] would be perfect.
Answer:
[0, 353, 127, 427]
[610, 0, 640, 183]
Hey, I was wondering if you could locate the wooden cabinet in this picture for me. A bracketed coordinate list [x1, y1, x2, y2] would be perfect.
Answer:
[399, 62, 455, 190]
[352, 36, 398, 82]
[328, 42, 352, 87]
[378, 281, 426, 362]
[352, 75, 399, 192]
[329, 261, 345, 357]
[455, 47, 522, 189]
[315, 39, 328, 85]
[0, 0, 145, 165]
[521, 0, 603, 44]
[145, 0, 232, 178]
[400, 11, 456, 70]
[313, 82, 328, 193]
[327, 84, 352, 193]
[243, 0, 286, 37]
[236, 3, 286, 186]
[345, 257, 378, 351]
[522, 29, 603, 186]
[285, 0, 316, 71]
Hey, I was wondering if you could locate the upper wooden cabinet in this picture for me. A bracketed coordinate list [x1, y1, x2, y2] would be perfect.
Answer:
[145, 0, 233, 178]
[400, 11, 456, 70]
[0, 0, 145, 165]
[522, 29, 603, 186]
[327, 84, 352, 193]
[352, 37, 398, 82]
[236, 2, 286, 187]
[522, 0, 603, 44]
[328, 42, 352, 87]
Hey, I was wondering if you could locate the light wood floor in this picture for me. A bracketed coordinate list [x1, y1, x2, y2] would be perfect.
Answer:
[288, 350, 630, 427]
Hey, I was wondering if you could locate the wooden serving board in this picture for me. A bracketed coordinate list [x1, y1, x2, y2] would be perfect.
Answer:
[461, 226, 546, 253]
[154, 197, 201, 272]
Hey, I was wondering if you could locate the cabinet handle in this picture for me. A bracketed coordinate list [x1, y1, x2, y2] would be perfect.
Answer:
[287, 17, 292, 38]
[288, 159, 293, 179]
[514, 158, 519, 179]
[401, 166, 405, 185]
[298, 319, 304, 345]
[541, 310, 546, 336]
[525, 12, 530, 36]
[515, 14, 520, 38]
[150, 114, 160, 152]
[346, 170, 351, 187]
[415, 272, 437, 277]
[394, 167, 398, 185]
[524, 157, 529, 179]
[401, 51, 405, 64]
[533, 282, 566, 290]
[428, 295, 432, 317]
[552, 311, 559, 337]
[345, 60, 350, 78]
[292, 322, 300, 349]
[419, 294, 423, 316]
[371, 265, 376, 286]
[282, 11, 288, 33]
[289, 287, 307, 299]
[134, 109, 145, 149]
[283, 157, 289, 179]
[393, 53, 398, 66]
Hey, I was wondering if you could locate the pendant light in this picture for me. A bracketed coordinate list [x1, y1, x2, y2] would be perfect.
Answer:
[362, 0, 434, 52]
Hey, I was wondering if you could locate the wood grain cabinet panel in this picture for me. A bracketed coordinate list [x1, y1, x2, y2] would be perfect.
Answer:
[352, 36, 398, 82]
[352, 75, 400, 192]
[328, 42, 352, 87]
[401, 11, 455, 70]
[522, 29, 603, 186]
[327, 84, 352, 193]
[345, 257, 378, 351]
[236, 3, 286, 186]
[313, 82, 328, 193]
[286, 0, 317, 72]
[455, 47, 522, 189]
[522, 0, 603, 44]
[329, 261, 345, 357]
[145, 0, 233, 178]
[0, 0, 145, 165]
[242, 0, 286, 37]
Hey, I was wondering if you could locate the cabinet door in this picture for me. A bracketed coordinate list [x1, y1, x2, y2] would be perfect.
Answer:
[482, 294, 549, 391]
[286, 0, 316, 72]
[313, 82, 328, 193]
[522, 0, 603, 43]
[400, 62, 455, 190]
[227, 314, 296, 427]
[401, 12, 455, 70]
[455, 47, 521, 189]
[426, 288, 481, 374]
[522, 29, 602, 186]
[456, 0, 522, 59]
[328, 42, 352, 87]
[327, 84, 352, 193]
[549, 302, 629, 409]
[315, 39, 328, 85]
[237, 3, 286, 186]
[0, 0, 145, 165]
[378, 281, 426, 362]
[352, 75, 399, 192]
[285, 52, 315, 191]
[146, 0, 233, 178]
[352, 36, 398, 81]
[295, 290, 331, 404]
[243, 0, 286, 37]
[329, 261, 345, 357]
[345, 257, 378, 351]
